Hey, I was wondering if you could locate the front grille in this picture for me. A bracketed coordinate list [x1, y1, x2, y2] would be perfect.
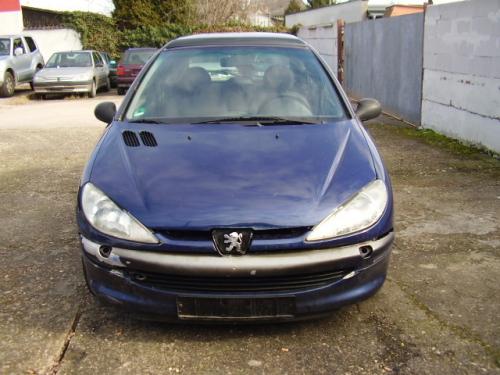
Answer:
[161, 227, 310, 241]
[127, 268, 350, 292]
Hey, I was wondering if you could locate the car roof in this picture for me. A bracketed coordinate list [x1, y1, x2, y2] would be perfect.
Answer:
[165, 32, 306, 49]
[125, 48, 157, 52]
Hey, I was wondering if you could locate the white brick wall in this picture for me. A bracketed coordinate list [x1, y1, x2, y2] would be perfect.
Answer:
[23, 29, 82, 62]
[422, 0, 500, 152]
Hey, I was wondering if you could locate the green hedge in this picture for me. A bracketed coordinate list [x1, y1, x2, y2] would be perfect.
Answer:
[63, 12, 118, 57]
[63, 12, 291, 59]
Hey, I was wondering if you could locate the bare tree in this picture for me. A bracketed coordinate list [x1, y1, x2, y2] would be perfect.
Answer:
[195, 0, 267, 25]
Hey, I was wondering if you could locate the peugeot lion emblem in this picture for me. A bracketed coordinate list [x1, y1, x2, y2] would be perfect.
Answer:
[224, 232, 243, 253]
[212, 229, 253, 256]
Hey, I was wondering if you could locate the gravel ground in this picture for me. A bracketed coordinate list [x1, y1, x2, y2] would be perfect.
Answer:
[0, 93, 499, 375]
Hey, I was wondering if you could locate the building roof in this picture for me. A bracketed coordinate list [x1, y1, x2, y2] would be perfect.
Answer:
[166, 33, 305, 49]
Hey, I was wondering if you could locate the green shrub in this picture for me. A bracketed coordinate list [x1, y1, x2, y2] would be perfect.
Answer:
[63, 12, 118, 57]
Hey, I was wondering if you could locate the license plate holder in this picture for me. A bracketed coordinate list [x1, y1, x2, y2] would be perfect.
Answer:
[177, 296, 295, 321]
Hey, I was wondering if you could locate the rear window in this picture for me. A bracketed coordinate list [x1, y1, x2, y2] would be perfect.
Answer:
[24, 37, 37, 52]
[125, 46, 347, 123]
[122, 50, 156, 65]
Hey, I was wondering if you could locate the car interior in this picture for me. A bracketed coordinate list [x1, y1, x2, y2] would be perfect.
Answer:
[128, 48, 346, 121]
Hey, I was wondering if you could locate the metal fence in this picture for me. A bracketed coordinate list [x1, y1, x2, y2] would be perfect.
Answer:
[344, 14, 424, 124]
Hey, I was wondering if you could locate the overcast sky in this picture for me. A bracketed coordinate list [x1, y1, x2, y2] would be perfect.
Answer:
[20, 0, 114, 15]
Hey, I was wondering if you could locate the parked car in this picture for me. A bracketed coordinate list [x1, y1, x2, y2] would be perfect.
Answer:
[33, 50, 109, 98]
[0, 34, 44, 97]
[116, 47, 157, 95]
[79, 33, 392, 322]
[100, 51, 117, 88]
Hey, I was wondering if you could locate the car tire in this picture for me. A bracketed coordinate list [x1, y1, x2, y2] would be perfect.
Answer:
[104, 77, 111, 92]
[1, 71, 15, 97]
[89, 80, 97, 98]
[117, 87, 126, 95]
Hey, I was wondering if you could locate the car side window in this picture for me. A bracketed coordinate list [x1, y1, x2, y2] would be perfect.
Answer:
[93, 52, 103, 67]
[24, 37, 37, 52]
[13, 38, 25, 54]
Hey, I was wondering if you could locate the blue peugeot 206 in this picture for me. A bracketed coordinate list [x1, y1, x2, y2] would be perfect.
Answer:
[77, 33, 394, 322]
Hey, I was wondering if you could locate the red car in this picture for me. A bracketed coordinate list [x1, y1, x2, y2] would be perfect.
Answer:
[116, 48, 157, 95]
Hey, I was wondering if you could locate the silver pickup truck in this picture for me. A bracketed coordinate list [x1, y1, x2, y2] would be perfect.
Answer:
[0, 35, 45, 97]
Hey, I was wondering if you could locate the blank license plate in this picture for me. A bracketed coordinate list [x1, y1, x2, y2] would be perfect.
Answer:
[177, 297, 295, 320]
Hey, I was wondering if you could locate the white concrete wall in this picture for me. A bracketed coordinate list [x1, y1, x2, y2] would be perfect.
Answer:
[298, 25, 338, 75]
[285, 1, 368, 27]
[421, 0, 500, 153]
[22, 28, 82, 62]
[0, 11, 23, 34]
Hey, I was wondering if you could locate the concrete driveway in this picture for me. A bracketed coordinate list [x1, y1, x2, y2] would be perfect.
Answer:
[0, 94, 499, 374]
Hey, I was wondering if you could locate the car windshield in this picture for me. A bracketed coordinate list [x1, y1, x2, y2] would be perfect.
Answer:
[0, 38, 10, 56]
[125, 46, 347, 123]
[46, 52, 93, 68]
[123, 50, 156, 65]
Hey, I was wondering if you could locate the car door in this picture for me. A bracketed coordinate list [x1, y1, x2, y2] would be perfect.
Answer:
[92, 52, 107, 88]
[11, 37, 31, 82]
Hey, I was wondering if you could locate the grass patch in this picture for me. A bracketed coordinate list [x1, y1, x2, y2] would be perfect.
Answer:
[371, 122, 500, 160]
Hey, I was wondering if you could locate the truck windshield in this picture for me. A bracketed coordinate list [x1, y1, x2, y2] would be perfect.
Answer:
[125, 46, 347, 123]
[0, 38, 10, 56]
[46, 52, 93, 68]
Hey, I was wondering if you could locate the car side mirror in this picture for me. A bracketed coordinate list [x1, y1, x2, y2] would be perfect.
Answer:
[355, 98, 382, 122]
[14, 47, 24, 56]
[95, 102, 116, 124]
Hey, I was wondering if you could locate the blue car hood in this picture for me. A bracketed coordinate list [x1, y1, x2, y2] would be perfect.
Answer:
[89, 121, 376, 230]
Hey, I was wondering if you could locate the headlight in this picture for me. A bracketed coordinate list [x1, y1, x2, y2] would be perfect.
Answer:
[306, 179, 388, 241]
[81, 183, 159, 244]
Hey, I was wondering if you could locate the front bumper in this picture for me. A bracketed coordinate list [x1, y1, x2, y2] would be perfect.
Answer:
[33, 80, 92, 94]
[81, 232, 393, 322]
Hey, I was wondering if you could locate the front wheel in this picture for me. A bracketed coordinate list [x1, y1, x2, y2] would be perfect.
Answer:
[1, 71, 15, 97]
[88, 80, 97, 98]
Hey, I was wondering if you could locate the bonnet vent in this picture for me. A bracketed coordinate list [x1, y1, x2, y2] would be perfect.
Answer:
[140, 131, 158, 147]
[122, 131, 140, 147]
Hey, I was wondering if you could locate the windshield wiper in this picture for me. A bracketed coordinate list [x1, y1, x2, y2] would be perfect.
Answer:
[193, 116, 322, 125]
[128, 118, 164, 124]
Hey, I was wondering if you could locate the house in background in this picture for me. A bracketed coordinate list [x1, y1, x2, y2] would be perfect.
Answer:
[0, 1, 82, 62]
[384, 4, 425, 16]
[248, 0, 297, 26]
[0, 0, 23, 34]
[285, 0, 463, 25]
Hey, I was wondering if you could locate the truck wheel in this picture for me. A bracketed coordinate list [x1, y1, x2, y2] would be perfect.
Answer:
[89, 80, 97, 98]
[1, 71, 15, 97]
[104, 77, 110, 92]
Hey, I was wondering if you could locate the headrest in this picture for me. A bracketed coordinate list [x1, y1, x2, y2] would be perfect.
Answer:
[264, 65, 294, 91]
[179, 67, 211, 92]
